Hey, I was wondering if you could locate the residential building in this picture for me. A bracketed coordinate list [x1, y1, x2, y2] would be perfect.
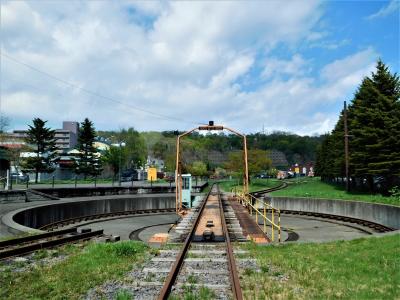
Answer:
[10, 121, 79, 153]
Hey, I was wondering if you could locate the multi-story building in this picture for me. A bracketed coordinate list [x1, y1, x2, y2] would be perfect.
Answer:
[10, 121, 79, 153]
[268, 149, 289, 168]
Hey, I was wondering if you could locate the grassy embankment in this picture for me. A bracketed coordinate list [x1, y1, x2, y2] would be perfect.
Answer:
[271, 177, 399, 206]
[219, 178, 281, 193]
[0, 241, 149, 300]
[218, 176, 398, 206]
[240, 234, 400, 299]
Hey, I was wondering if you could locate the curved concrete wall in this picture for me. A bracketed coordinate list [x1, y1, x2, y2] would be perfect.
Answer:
[268, 196, 400, 230]
[12, 195, 175, 230]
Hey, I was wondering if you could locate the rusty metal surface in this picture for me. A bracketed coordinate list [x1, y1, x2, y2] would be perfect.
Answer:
[157, 184, 244, 300]
[39, 208, 176, 230]
[157, 184, 213, 300]
[228, 197, 270, 242]
[249, 181, 288, 198]
[0, 229, 104, 260]
[217, 186, 243, 300]
[0, 228, 77, 248]
[194, 194, 223, 240]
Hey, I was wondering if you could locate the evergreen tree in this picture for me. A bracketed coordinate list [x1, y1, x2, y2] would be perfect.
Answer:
[75, 118, 102, 179]
[349, 60, 400, 191]
[315, 60, 399, 192]
[22, 118, 56, 183]
[315, 133, 337, 181]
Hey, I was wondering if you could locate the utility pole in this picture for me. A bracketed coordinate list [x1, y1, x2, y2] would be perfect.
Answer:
[119, 143, 122, 186]
[118, 141, 126, 186]
[344, 101, 350, 192]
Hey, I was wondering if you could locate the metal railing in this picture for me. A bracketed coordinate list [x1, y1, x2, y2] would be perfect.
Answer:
[234, 190, 281, 242]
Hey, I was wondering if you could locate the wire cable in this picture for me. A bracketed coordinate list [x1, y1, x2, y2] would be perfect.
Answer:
[1, 52, 208, 126]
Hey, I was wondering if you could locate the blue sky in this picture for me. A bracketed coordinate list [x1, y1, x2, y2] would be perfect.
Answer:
[1, 0, 398, 135]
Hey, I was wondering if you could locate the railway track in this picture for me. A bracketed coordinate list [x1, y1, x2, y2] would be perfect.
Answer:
[249, 181, 288, 198]
[249, 181, 395, 233]
[277, 209, 395, 233]
[0, 228, 104, 260]
[40, 208, 176, 231]
[157, 183, 243, 300]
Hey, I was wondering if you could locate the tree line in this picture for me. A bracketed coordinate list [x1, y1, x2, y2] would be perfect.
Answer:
[150, 130, 322, 173]
[13, 110, 324, 183]
[315, 60, 400, 193]
[21, 118, 147, 183]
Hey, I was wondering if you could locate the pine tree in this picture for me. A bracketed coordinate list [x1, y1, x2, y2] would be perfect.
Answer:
[75, 118, 102, 179]
[22, 118, 56, 183]
[315, 133, 337, 181]
[349, 61, 400, 191]
[315, 60, 399, 192]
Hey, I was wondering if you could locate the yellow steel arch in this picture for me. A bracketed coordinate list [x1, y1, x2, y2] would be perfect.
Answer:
[175, 123, 249, 213]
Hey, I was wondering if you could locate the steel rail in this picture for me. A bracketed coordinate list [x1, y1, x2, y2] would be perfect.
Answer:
[157, 184, 214, 300]
[0, 228, 77, 248]
[0, 229, 104, 260]
[158, 183, 243, 299]
[39, 208, 176, 230]
[249, 181, 288, 198]
[217, 185, 243, 300]
[249, 182, 394, 232]
[277, 209, 395, 232]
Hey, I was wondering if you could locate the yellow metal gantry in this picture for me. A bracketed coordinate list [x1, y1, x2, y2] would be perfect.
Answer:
[175, 123, 249, 213]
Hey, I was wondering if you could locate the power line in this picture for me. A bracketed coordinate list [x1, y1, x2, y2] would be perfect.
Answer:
[0, 52, 207, 126]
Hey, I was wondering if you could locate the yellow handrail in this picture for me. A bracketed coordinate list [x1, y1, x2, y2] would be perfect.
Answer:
[235, 191, 281, 242]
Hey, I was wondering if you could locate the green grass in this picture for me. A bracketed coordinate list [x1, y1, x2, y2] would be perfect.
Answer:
[241, 234, 400, 299]
[115, 289, 133, 300]
[169, 285, 216, 300]
[271, 177, 399, 206]
[0, 241, 148, 300]
[219, 178, 281, 193]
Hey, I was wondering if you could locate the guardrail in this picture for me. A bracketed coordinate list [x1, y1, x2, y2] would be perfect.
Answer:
[234, 191, 281, 242]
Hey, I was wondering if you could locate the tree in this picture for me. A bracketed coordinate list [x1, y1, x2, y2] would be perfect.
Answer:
[225, 149, 272, 177]
[316, 60, 400, 192]
[103, 146, 127, 179]
[116, 128, 147, 169]
[0, 115, 10, 134]
[75, 118, 102, 179]
[188, 161, 208, 176]
[21, 118, 56, 183]
[248, 149, 272, 176]
[349, 61, 400, 191]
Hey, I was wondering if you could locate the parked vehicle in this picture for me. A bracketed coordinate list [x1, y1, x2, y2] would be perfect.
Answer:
[255, 173, 268, 179]
[121, 169, 138, 182]
[11, 172, 29, 183]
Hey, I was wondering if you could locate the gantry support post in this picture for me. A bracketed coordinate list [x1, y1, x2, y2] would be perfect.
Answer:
[175, 123, 249, 213]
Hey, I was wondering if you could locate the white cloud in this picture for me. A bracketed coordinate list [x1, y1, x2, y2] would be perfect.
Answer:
[262, 55, 309, 79]
[366, 0, 399, 20]
[320, 48, 376, 82]
[210, 55, 254, 89]
[0, 0, 383, 136]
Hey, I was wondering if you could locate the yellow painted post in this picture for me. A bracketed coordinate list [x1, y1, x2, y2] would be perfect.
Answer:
[249, 197, 252, 215]
[271, 208, 275, 242]
[263, 205, 266, 233]
[278, 209, 281, 242]
[255, 200, 258, 224]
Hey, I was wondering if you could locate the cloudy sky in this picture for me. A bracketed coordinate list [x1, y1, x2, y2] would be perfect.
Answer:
[1, 0, 398, 135]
